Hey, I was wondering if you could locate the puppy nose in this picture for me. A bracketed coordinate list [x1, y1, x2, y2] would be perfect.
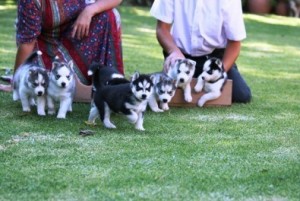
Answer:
[37, 91, 43, 96]
[141, 94, 147, 99]
[61, 82, 66, 88]
[179, 78, 184, 83]
[162, 99, 168, 103]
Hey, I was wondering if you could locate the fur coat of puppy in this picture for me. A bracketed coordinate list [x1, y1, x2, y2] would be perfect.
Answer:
[194, 57, 227, 107]
[47, 57, 76, 119]
[92, 71, 153, 131]
[13, 51, 49, 116]
[167, 59, 196, 102]
[86, 64, 128, 125]
[148, 72, 176, 112]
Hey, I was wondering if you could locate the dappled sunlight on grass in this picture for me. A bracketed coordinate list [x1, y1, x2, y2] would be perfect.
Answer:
[244, 14, 300, 27]
[0, 5, 16, 10]
[241, 68, 300, 80]
[137, 27, 155, 34]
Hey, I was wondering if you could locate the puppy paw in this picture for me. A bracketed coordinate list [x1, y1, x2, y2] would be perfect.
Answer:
[197, 99, 206, 107]
[22, 107, 31, 112]
[194, 85, 202, 93]
[38, 111, 46, 116]
[135, 125, 145, 131]
[57, 113, 66, 119]
[104, 119, 116, 129]
[161, 103, 169, 111]
[151, 108, 164, 113]
[104, 123, 116, 129]
[184, 95, 193, 103]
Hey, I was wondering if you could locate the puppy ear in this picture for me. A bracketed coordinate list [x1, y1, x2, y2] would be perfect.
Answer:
[52, 61, 60, 70]
[216, 59, 222, 67]
[131, 71, 140, 81]
[67, 60, 74, 71]
[187, 59, 196, 67]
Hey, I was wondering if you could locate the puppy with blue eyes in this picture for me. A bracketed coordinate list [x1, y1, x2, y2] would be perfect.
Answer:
[47, 57, 76, 119]
[194, 57, 227, 107]
[92, 70, 153, 131]
[167, 59, 196, 102]
[13, 51, 49, 116]
[148, 72, 176, 112]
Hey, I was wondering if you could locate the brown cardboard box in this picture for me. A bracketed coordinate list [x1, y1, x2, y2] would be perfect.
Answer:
[73, 76, 92, 103]
[73, 76, 232, 106]
[169, 78, 232, 107]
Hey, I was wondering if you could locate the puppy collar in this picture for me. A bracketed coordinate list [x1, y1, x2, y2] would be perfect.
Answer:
[207, 74, 225, 84]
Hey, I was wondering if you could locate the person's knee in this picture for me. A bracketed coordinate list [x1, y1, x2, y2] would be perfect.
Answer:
[233, 88, 252, 103]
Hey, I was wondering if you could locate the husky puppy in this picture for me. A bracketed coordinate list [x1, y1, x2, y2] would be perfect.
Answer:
[167, 59, 196, 102]
[13, 51, 49, 116]
[47, 57, 76, 119]
[194, 57, 227, 107]
[87, 64, 128, 124]
[93, 71, 153, 131]
[148, 72, 176, 112]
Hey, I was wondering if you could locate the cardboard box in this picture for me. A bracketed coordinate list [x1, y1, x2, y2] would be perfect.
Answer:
[169, 78, 232, 107]
[73, 76, 232, 107]
[73, 76, 92, 103]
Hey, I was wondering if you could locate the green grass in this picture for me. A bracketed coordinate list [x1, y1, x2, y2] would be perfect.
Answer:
[1, 4, 300, 201]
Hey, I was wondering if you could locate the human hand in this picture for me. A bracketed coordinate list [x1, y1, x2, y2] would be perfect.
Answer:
[71, 6, 93, 40]
[163, 50, 185, 72]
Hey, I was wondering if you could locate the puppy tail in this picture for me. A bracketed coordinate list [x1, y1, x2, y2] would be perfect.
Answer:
[24, 50, 42, 65]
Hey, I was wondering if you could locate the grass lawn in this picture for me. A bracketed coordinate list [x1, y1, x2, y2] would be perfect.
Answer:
[1, 3, 300, 201]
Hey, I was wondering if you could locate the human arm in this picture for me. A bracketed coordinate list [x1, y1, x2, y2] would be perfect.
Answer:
[156, 20, 185, 71]
[72, 0, 122, 39]
[13, 41, 36, 73]
[222, 40, 241, 72]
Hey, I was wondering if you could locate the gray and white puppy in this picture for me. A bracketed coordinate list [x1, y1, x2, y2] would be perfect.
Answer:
[13, 51, 49, 116]
[194, 57, 227, 107]
[148, 72, 176, 112]
[47, 57, 76, 119]
[167, 59, 196, 102]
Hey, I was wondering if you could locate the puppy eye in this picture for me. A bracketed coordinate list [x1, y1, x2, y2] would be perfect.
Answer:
[66, 75, 70, 80]
[168, 91, 173, 95]
[177, 70, 180, 74]
[159, 90, 164, 94]
[33, 83, 38, 87]
[186, 71, 190, 75]
[55, 75, 61, 80]
[208, 70, 213, 75]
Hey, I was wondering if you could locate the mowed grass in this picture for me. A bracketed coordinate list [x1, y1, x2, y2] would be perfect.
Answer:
[1, 3, 300, 201]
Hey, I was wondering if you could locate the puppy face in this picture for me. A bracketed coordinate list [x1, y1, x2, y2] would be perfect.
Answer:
[155, 78, 176, 103]
[51, 60, 74, 88]
[28, 68, 49, 96]
[131, 72, 153, 101]
[173, 59, 196, 86]
[202, 58, 224, 81]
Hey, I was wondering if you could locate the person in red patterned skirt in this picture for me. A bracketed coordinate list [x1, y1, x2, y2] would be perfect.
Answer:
[0, 0, 124, 99]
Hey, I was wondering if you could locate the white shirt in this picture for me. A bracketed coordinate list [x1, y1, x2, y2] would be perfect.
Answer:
[150, 0, 246, 56]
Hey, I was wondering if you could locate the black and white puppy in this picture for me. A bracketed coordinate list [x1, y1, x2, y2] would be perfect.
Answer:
[194, 57, 227, 107]
[93, 71, 153, 131]
[13, 51, 49, 116]
[148, 72, 176, 112]
[167, 59, 196, 102]
[47, 57, 76, 119]
[87, 63, 128, 125]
